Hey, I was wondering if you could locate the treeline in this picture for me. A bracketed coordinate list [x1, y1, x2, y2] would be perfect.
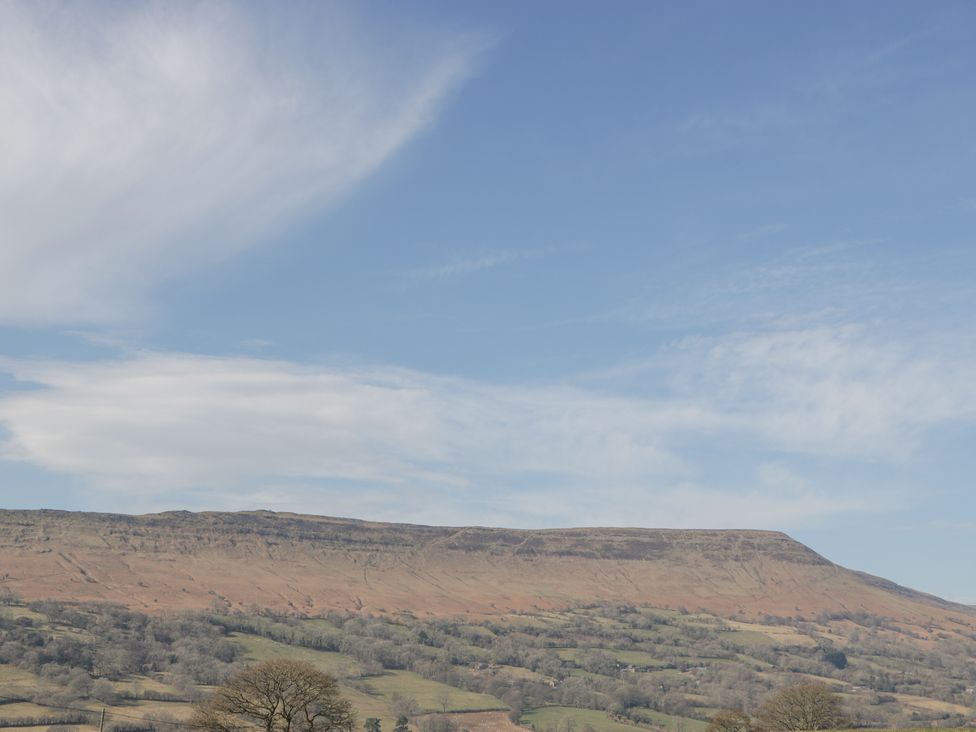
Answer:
[218, 604, 975, 728]
[1, 596, 973, 730]
[0, 714, 90, 728]
[208, 615, 342, 652]
[0, 599, 241, 706]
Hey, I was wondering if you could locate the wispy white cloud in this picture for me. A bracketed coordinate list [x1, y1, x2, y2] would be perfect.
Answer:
[624, 325, 976, 459]
[0, 351, 699, 511]
[0, 323, 971, 526]
[0, 1, 486, 325]
[583, 237, 975, 334]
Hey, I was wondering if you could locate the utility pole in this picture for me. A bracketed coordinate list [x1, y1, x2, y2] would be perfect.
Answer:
[99, 708, 105, 732]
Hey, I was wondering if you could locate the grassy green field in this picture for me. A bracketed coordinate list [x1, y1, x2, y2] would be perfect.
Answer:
[0, 702, 63, 718]
[111, 674, 184, 695]
[631, 707, 709, 732]
[554, 647, 582, 662]
[636, 668, 687, 681]
[612, 650, 667, 667]
[361, 670, 507, 712]
[340, 686, 401, 731]
[497, 663, 556, 682]
[523, 706, 643, 732]
[522, 706, 711, 732]
[231, 632, 363, 676]
[296, 617, 342, 633]
[1, 599, 973, 732]
[715, 629, 778, 647]
[553, 648, 666, 668]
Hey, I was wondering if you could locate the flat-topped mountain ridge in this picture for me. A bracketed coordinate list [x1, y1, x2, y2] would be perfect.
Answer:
[0, 509, 970, 632]
[1, 508, 829, 559]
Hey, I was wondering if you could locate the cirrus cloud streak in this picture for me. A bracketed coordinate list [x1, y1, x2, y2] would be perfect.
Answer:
[0, 1, 485, 324]
[1, 325, 971, 527]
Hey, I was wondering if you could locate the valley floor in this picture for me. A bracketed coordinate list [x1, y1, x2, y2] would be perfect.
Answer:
[0, 600, 973, 732]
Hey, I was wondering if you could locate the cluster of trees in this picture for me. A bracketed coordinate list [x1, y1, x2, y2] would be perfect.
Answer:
[0, 600, 241, 707]
[1, 596, 973, 731]
[192, 661, 463, 732]
[362, 716, 410, 732]
[0, 713, 90, 728]
[707, 684, 844, 732]
[198, 604, 976, 729]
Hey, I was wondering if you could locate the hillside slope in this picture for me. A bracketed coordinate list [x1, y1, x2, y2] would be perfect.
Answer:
[0, 510, 971, 634]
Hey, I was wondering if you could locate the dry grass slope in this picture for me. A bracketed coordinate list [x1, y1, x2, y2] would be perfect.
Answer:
[0, 509, 973, 643]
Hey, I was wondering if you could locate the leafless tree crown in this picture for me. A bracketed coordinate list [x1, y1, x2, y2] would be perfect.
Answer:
[193, 659, 355, 732]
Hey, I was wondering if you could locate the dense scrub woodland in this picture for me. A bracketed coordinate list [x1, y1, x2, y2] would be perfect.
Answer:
[0, 598, 973, 732]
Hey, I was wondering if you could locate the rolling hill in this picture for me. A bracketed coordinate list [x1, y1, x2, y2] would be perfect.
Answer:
[0, 509, 971, 637]
[1, 509, 975, 731]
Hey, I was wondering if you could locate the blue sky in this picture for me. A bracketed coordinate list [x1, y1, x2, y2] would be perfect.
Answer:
[0, 0, 974, 603]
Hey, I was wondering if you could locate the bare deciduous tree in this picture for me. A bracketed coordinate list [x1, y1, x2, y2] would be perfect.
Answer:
[755, 683, 843, 731]
[706, 709, 752, 732]
[192, 659, 355, 732]
[437, 690, 453, 713]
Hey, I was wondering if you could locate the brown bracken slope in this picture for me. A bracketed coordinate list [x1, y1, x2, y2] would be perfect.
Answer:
[0, 509, 971, 631]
